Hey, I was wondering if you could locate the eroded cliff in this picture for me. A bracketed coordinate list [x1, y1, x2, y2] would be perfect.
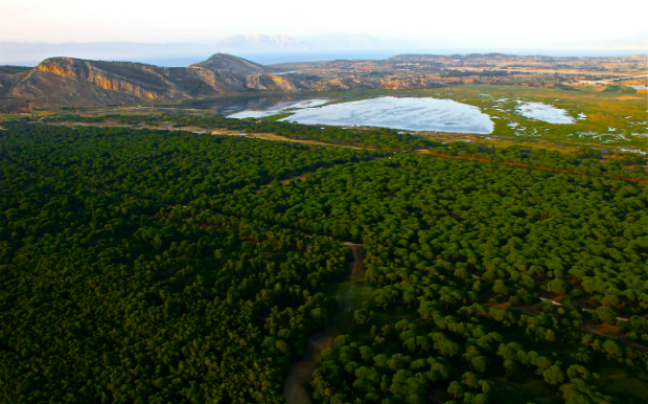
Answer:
[0, 53, 446, 110]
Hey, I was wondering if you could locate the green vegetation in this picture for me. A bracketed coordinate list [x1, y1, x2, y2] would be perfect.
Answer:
[39, 81, 648, 152]
[602, 85, 623, 93]
[0, 124, 375, 403]
[211, 150, 648, 403]
[1, 121, 647, 403]
[42, 112, 442, 151]
[602, 85, 637, 94]
[410, 85, 647, 148]
[293, 86, 647, 149]
[39, 112, 648, 174]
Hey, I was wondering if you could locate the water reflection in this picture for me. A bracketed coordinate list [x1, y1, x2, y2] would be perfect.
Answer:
[516, 101, 576, 124]
[277, 96, 495, 134]
[169, 94, 496, 134]
[167, 94, 330, 116]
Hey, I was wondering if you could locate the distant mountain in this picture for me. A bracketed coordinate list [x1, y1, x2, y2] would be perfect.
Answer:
[190, 53, 276, 74]
[216, 35, 308, 53]
[302, 34, 412, 51]
[551, 32, 648, 49]
[213, 34, 416, 54]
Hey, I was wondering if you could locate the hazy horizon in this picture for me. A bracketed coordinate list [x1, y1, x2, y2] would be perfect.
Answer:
[2, 0, 647, 46]
[1, 0, 646, 66]
[1, 36, 646, 67]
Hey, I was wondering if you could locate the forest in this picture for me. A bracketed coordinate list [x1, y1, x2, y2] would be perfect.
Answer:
[1, 120, 647, 404]
[41, 112, 648, 179]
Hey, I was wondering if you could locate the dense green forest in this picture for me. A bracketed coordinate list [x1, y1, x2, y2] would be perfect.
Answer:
[42, 112, 648, 180]
[1, 122, 647, 403]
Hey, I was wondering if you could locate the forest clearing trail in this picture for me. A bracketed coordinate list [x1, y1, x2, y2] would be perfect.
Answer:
[488, 299, 647, 352]
[244, 132, 364, 149]
[260, 155, 389, 189]
[344, 242, 365, 280]
[282, 243, 367, 404]
[582, 323, 648, 352]
[48, 121, 364, 150]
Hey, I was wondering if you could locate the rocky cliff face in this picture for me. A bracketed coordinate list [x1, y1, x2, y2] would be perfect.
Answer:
[1, 55, 305, 109]
[0, 53, 445, 110]
[7, 58, 187, 108]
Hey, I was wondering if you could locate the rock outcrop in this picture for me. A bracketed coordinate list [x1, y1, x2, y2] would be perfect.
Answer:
[190, 53, 276, 75]
[0, 53, 447, 110]
[1, 54, 302, 109]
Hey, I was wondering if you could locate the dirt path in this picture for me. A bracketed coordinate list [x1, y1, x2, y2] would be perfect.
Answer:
[249, 132, 364, 149]
[282, 243, 366, 404]
[344, 242, 365, 280]
[45, 121, 646, 183]
[493, 298, 647, 352]
[48, 121, 364, 150]
[582, 323, 648, 352]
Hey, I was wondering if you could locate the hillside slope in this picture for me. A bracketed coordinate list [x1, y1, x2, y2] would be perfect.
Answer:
[1, 54, 301, 109]
[190, 53, 276, 74]
[0, 52, 457, 110]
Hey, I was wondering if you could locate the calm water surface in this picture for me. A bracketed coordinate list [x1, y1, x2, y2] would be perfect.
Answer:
[277, 96, 494, 134]
[515, 101, 576, 124]
[170, 94, 497, 134]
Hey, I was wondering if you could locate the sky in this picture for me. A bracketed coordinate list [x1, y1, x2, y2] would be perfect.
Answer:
[2, 0, 647, 47]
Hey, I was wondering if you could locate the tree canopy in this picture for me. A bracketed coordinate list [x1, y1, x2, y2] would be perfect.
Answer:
[1, 120, 646, 403]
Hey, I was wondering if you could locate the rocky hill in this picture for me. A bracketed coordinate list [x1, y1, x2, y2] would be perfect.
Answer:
[0, 52, 454, 111]
[190, 53, 275, 74]
[0, 54, 306, 110]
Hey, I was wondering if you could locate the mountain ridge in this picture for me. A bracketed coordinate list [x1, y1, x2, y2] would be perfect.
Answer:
[0, 54, 305, 110]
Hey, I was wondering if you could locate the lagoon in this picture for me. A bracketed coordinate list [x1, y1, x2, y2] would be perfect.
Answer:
[516, 102, 576, 124]
[227, 99, 330, 119]
[276, 97, 494, 134]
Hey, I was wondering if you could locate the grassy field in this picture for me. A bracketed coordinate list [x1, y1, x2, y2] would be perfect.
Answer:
[3, 84, 645, 153]
[303, 85, 647, 151]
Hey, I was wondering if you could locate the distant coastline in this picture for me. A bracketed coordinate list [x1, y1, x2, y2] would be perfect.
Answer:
[2, 48, 645, 68]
